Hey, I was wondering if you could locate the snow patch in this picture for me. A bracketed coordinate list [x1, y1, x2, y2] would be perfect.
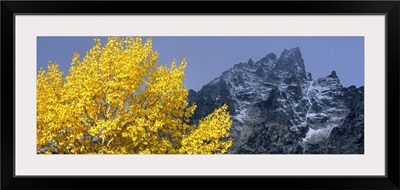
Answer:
[303, 81, 314, 125]
[303, 124, 336, 143]
[234, 108, 247, 122]
[308, 113, 327, 118]
[275, 108, 286, 113]
[209, 77, 221, 85]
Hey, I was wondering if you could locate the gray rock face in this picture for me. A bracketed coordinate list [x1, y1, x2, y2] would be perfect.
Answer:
[326, 87, 364, 154]
[188, 47, 364, 154]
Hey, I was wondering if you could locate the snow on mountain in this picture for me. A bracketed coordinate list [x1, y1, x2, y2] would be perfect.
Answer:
[188, 47, 364, 154]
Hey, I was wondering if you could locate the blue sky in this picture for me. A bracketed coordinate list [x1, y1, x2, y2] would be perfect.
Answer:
[37, 37, 364, 91]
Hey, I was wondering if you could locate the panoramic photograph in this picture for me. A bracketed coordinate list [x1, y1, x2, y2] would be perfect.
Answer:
[37, 36, 364, 154]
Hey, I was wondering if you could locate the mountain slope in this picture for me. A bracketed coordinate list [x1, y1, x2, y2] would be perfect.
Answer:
[188, 47, 364, 154]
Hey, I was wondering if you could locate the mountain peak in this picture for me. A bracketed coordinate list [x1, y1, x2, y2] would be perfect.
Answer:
[316, 70, 342, 90]
[265, 52, 277, 60]
[270, 47, 307, 81]
[188, 47, 363, 154]
[278, 47, 304, 64]
[247, 58, 254, 66]
[254, 52, 277, 71]
[280, 47, 302, 59]
[328, 70, 338, 78]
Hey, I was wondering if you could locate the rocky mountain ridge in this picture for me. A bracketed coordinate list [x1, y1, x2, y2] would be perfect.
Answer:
[188, 47, 364, 154]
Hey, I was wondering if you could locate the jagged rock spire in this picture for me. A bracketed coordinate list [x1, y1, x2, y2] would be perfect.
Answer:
[188, 47, 363, 154]
[328, 70, 338, 78]
[268, 47, 308, 82]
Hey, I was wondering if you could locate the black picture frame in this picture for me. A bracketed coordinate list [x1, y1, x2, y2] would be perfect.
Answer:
[1, 1, 399, 189]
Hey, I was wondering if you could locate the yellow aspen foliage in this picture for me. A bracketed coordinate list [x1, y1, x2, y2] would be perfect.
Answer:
[179, 104, 232, 154]
[37, 37, 232, 154]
